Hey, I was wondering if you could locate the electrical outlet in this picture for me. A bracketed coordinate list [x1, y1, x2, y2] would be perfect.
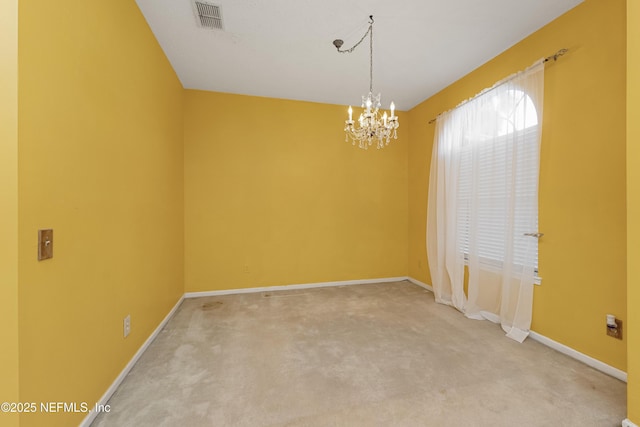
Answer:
[123, 315, 131, 338]
[606, 319, 622, 340]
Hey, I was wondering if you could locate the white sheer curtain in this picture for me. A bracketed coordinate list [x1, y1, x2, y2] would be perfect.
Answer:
[426, 61, 544, 342]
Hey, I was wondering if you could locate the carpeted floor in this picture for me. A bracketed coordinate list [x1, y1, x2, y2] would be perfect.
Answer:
[91, 281, 626, 427]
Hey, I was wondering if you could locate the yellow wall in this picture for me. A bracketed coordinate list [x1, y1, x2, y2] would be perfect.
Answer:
[627, 0, 639, 422]
[0, 0, 20, 426]
[409, 0, 627, 370]
[184, 90, 408, 292]
[17, 1, 184, 426]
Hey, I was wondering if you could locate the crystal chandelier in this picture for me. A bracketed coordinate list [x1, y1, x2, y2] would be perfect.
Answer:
[333, 16, 399, 150]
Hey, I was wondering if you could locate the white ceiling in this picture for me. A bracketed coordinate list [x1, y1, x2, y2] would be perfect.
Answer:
[135, 0, 583, 111]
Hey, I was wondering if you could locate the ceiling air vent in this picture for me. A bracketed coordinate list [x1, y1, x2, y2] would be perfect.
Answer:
[192, 1, 223, 30]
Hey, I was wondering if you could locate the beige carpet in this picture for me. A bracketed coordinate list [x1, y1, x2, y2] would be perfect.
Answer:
[91, 281, 626, 426]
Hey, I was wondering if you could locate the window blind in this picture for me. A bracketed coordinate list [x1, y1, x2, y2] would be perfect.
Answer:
[456, 126, 539, 270]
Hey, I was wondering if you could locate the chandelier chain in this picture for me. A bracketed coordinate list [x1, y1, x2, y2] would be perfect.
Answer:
[369, 18, 373, 93]
[335, 17, 373, 55]
[337, 16, 374, 93]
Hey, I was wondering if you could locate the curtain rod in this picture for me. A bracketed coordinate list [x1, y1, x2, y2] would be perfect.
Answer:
[427, 48, 568, 125]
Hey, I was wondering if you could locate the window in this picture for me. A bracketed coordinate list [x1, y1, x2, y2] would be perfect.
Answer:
[455, 89, 540, 274]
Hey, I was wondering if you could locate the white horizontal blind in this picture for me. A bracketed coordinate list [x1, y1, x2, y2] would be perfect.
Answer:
[455, 92, 539, 271]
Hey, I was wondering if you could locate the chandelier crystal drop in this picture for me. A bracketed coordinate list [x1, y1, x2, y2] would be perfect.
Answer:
[333, 15, 399, 150]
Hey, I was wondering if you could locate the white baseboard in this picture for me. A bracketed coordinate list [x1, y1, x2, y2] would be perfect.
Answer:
[184, 276, 409, 298]
[79, 295, 185, 427]
[623, 419, 638, 427]
[528, 331, 627, 383]
[406, 276, 434, 292]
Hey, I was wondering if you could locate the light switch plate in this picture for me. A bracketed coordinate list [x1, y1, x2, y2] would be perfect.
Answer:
[38, 229, 53, 261]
